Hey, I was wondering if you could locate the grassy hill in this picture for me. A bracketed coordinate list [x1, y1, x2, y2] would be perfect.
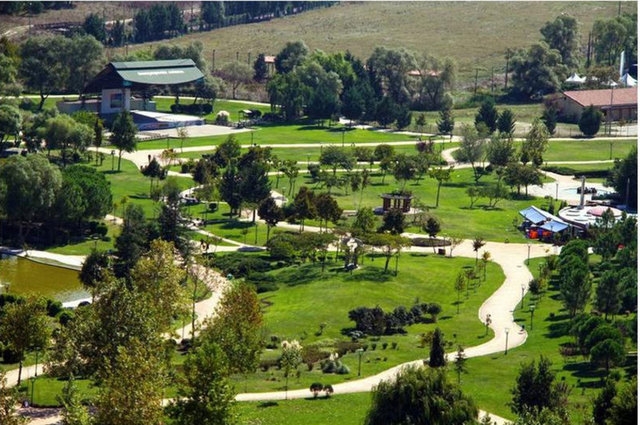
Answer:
[112, 1, 630, 85]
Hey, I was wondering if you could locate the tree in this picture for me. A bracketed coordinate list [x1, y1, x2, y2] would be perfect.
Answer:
[239, 162, 271, 223]
[200, 1, 224, 31]
[0, 104, 20, 153]
[342, 84, 365, 124]
[521, 118, 549, 168]
[168, 340, 236, 425]
[475, 100, 498, 134]
[315, 193, 343, 231]
[0, 370, 26, 425]
[379, 208, 406, 235]
[453, 345, 467, 384]
[365, 233, 411, 273]
[200, 282, 263, 376]
[428, 166, 453, 208]
[258, 197, 283, 240]
[94, 338, 167, 425]
[454, 272, 466, 314]
[0, 297, 50, 385]
[57, 375, 91, 425]
[280, 340, 302, 399]
[437, 106, 455, 137]
[607, 376, 637, 425]
[472, 236, 486, 265]
[595, 270, 622, 320]
[0, 154, 62, 242]
[351, 207, 376, 236]
[428, 327, 446, 368]
[110, 111, 137, 172]
[292, 186, 317, 231]
[540, 15, 580, 68]
[253, 53, 268, 82]
[559, 265, 592, 318]
[79, 249, 111, 302]
[424, 215, 441, 240]
[319, 146, 355, 176]
[364, 366, 478, 425]
[590, 339, 626, 373]
[503, 162, 542, 196]
[374, 95, 398, 128]
[130, 239, 189, 333]
[592, 15, 637, 66]
[114, 204, 152, 278]
[65, 35, 105, 94]
[541, 103, 558, 135]
[274, 41, 309, 74]
[497, 109, 516, 137]
[366, 46, 417, 106]
[486, 134, 515, 167]
[63, 165, 112, 219]
[592, 378, 617, 425]
[219, 61, 253, 99]
[579, 105, 603, 137]
[455, 124, 485, 183]
[19, 35, 69, 110]
[511, 356, 560, 416]
[606, 146, 636, 210]
[509, 42, 568, 99]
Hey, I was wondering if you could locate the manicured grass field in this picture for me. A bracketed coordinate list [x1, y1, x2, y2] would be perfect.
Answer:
[544, 139, 636, 162]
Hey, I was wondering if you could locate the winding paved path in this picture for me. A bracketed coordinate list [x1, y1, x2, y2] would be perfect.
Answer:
[14, 130, 630, 424]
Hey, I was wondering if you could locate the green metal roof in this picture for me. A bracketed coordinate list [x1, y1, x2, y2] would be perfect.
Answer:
[84, 59, 204, 92]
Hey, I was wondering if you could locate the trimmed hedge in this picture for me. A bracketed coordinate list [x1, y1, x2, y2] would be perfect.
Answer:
[170, 103, 213, 115]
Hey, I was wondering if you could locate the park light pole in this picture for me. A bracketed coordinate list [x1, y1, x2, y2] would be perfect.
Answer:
[110, 150, 115, 171]
[520, 284, 526, 310]
[30, 376, 36, 406]
[526, 243, 531, 265]
[356, 348, 364, 376]
[555, 183, 559, 201]
[341, 128, 346, 147]
[529, 304, 535, 330]
[504, 327, 510, 355]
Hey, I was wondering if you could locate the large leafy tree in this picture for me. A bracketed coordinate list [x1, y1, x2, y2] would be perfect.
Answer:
[365, 366, 478, 425]
[0, 297, 50, 385]
[606, 146, 636, 209]
[319, 146, 356, 176]
[0, 104, 20, 153]
[109, 111, 137, 171]
[511, 356, 565, 417]
[540, 15, 580, 68]
[521, 118, 549, 168]
[454, 124, 485, 183]
[219, 61, 253, 99]
[19, 35, 69, 110]
[0, 370, 26, 425]
[94, 338, 167, 425]
[592, 14, 637, 67]
[509, 41, 568, 99]
[200, 282, 263, 376]
[167, 340, 236, 425]
[274, 40, 309, 74]
[257, 197, 283, 240]
[239, 162, 271, 223]
[0, 154, 62, 242]
[65, 35, 105, 94]
[366, 46, 417, 107]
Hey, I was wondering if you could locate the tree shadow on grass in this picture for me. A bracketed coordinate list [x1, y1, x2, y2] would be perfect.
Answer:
[563, 361, 608, 382]
[344, 268, 392, 283]
[257, 401, 279, 408]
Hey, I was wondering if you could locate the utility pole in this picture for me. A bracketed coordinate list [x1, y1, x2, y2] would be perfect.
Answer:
[504, 49, 511, 90]
[474, 67, 479, 95]
[212, 49, 216, 72]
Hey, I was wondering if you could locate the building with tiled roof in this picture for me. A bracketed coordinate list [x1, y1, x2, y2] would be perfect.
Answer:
[558, 87, 637, 122]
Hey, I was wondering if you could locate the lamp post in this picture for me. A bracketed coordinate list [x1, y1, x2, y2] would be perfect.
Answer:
[520, 284, 526, 310]
[30, 376, 36, 406]
[504, 327, 510, 355]
[555, 183, 559, 201]
[526, 243, 531, 265]
[34, 348, 39, 377]
[110, 150, 115, 171]
[341, 128, 345, 147]
[529, 304, 535, 330]
[356, 348, 364, 376]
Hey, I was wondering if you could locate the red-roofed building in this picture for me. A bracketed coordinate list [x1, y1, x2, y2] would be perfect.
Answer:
[558, 87, 637, 122]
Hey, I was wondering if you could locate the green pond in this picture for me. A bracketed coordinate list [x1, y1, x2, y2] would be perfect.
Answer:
[0, 254, 88, 303]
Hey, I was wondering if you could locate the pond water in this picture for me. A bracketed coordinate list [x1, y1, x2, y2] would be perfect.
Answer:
[0, 254, 88, 303]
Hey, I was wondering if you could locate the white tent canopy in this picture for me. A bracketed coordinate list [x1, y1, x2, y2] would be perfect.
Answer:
[565, 73, 586, 84]
[620, 73, 637, 87]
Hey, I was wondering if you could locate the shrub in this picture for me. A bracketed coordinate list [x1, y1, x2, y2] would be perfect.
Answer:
[578, 105, 603, 137]
[336, 364, 350, 375]
[58, 310, 74, 326]
[310, 382, 324, 398]
[46, 299, 63, 317]
[382, 342, 388, 350]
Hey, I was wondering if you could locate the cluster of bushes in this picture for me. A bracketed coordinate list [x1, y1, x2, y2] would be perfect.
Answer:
[320, 353, 350, 374]
[309, 382, 334, 398]
[170, 103, 213, 115]
[348, 302, 442, 336]
[206, 252, 272, 278]
[568, 314, 630, 371]
[411, 237, 449, 248]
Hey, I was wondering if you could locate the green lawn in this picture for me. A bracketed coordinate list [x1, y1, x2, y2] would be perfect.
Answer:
[544, 139, 636, 162]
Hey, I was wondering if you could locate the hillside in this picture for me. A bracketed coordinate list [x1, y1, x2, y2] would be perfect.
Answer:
[113, 1, 631, 85]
